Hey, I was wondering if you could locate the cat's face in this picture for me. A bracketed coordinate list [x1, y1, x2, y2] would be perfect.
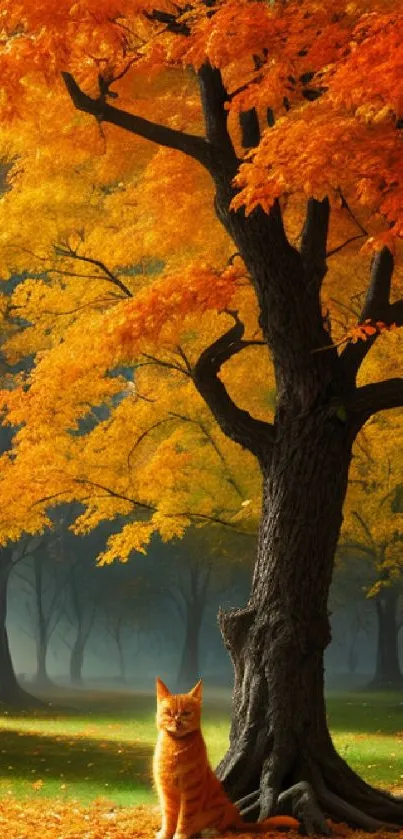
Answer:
[156, 678, 202, 738]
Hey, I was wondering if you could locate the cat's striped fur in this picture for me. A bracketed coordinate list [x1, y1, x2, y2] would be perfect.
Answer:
[153, 678, 299, 839]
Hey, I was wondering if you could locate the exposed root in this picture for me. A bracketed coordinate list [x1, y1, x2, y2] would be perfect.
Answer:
[236, 790, 260, 820]
[317, 744, 403, 825]
[317, 786, 398, 833]
[235, 776, 403, 835]
[277, 782, 330, 836]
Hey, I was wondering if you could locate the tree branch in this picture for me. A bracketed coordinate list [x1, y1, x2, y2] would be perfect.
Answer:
[340, 247, 396, 382]
[144, 8, 191, 36]
[326, 233, 366, 258]
[300, 198, 330, 291]
[351, 511, 376, 551]
[54, 244, 133, 297]
[193, 316, 274, 460]
[72, 478, 245, 531]
[197, 63, 238, 169]
[62, 72, 212, 170]
[141, 352, 190, 376]
[240, 108, 260, 149]
[127, 418, 176, 471]
[348, 377, 403, 431]
[337, 540, 376, 559]
[167, 411, 246, 499]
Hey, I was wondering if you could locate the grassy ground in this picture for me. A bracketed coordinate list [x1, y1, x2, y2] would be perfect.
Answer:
[327, 689, 403, 791]
[0, 685, 401, 805]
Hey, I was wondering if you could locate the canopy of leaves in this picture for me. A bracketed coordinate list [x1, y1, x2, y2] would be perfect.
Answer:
[0, 0, 402, 560]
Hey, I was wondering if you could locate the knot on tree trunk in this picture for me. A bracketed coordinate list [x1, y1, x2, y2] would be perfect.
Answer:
[218, 604, 256, 659]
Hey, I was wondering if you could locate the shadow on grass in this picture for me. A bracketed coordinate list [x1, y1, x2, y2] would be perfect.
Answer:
[7, 686, 157, 721]
[11, 685, 232, 723]
[0, 726, 154, 793]
[326, 692, 403, 736]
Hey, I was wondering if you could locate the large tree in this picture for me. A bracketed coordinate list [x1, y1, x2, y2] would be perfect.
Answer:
[1, 0, 403, 831]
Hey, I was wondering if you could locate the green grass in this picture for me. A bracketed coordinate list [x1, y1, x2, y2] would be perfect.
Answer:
[326, 690, 403, 790]
[0, 686, 402, 804]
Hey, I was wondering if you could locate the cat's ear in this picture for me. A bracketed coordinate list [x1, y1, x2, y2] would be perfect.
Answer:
[188, 679, 203, 701]
[156, 677, 171, 702]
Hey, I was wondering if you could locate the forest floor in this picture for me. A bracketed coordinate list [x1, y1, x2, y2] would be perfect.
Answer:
[0, 685, 401, 837]
[0, 797, 402, 839]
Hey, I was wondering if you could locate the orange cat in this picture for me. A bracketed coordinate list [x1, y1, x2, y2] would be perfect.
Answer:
[153, 678, 299, 839]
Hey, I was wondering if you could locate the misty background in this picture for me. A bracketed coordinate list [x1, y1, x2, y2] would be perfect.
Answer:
[5, 512, 403, 694]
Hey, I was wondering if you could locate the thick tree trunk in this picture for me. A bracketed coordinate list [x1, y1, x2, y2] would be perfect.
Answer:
[216, 415, 403, 830]
[0, 551, 43, 707]
[370, 588, 403, 689]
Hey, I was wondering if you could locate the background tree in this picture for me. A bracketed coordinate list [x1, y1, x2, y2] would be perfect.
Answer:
[341, 414, 403, 688]
[329, 553, 374, 683]
[99, 570, 163, 684]
[0, 538, 46, 706]
[157, 528, 249, 689]
[1, 0, 403, 830]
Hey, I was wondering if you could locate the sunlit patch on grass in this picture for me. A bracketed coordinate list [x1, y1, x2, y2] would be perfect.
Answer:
[0, 687, 402, 804]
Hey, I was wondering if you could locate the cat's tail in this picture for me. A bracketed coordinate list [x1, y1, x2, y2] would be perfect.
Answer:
[237, 815, 300, 832]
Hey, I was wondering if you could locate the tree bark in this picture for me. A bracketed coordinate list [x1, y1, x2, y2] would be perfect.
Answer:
[370, 587, 403, 689]
[216, 412, 403, 829]
[0, 550, 43, 707]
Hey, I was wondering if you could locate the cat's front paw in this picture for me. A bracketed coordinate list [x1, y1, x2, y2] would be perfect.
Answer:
[173, 832, 189, 839]
[156, 830, 174, 839]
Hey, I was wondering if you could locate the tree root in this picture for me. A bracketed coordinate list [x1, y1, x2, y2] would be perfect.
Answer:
[237, 783, 329, 835]
[317, 785, 402, 833]
[235, 778, 403, 835]
[316, 748, 403, 823]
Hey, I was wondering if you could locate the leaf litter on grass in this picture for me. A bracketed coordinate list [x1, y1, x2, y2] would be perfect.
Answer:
[0, 800, 402, 839]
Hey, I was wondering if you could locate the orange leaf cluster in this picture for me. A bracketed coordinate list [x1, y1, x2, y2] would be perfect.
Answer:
[105, 263, 241, 363]
[346, 319, 397, 345]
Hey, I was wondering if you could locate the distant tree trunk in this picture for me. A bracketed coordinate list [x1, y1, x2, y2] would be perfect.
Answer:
[35, 638, 52, 686]
[177, 604, 203, 689]
[176, 563, 211, 690]
[68, 571, 96, 685]
[70, 638, 85, 685]
[347, 638, 359, 675]
[115, 621, 126, 683]
[32, 555, 53, 687]
[0, 549, 43, 707]
[370, 587, 403, 689]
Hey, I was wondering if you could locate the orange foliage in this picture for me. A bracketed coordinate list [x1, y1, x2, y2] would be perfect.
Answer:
[0, 797, 400, 839]
[0, 0, 402, 557]
[0, 798, 159, 839]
